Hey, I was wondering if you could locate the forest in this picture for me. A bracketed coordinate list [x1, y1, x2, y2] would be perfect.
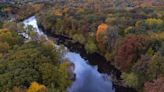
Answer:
[0, 0, 164, 92]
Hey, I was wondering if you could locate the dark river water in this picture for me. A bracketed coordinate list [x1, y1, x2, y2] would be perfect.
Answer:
[23, 16, 115, 92]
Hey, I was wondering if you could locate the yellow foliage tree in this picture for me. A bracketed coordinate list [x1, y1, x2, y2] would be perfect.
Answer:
[145, 18, 163, 26]
[52, 8, 63, 16]
[3, 7, 12, 13]
[27, 82, 47, 92]
[0, 42, 10, 53]
[12, 86, 27, 92]
[32, 4, 43, 12]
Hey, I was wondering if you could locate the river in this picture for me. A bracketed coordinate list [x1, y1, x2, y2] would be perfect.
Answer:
[23, 16, 115, 92]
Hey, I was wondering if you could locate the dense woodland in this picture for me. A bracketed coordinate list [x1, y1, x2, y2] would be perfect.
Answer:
[0, 24, 72, 92]
[0, 0, 164, 92]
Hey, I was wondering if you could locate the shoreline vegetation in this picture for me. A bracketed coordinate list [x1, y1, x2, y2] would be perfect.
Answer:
[0, 0, 164, 92]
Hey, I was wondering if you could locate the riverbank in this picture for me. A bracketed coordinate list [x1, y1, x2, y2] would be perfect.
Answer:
[37, 23, 137, 92]
[24, 16, 116, 92]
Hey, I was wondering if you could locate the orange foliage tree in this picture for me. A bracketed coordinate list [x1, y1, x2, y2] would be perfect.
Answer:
[96, 23, 108, 42]
[96, 23, 108, 51]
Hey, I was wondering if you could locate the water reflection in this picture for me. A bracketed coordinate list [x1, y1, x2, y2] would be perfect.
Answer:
[23, 16, 115, 92]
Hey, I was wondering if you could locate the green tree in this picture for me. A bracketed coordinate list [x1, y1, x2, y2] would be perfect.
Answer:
[121, 72, 139, 88]
[0, 40, 71, 91]
[72, 34, 85, 44]
[147, 54, 164, 80]
[38, 63, 59, 86]
[0, 29, 22, 46]
[85, 39, 97, 54]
